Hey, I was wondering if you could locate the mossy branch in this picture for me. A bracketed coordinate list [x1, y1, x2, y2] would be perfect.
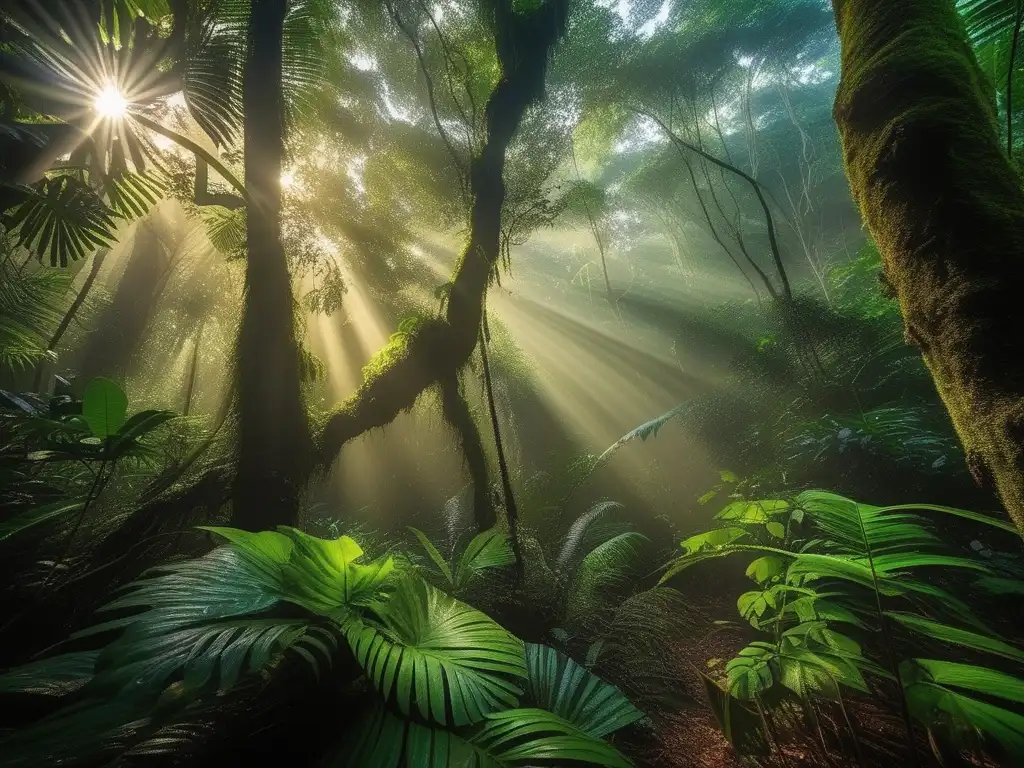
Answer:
[315, 0, 570, 470]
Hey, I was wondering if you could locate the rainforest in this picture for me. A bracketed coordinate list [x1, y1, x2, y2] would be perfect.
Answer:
[3, 0, 1024, 766]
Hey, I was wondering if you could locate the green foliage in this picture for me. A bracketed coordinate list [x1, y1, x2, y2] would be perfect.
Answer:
[82, 377, 128, 438]
[346, 575, 526, 726]
[524, 643, 643, 737]
[1, 378, 176, 544]
[0, 255, 68, 370]
[515, 500, 648, 650]
[3, 176, 119, 266]
[201, 205, 247, 259]
[409, 526, 516, 592]
[663, 489, 1024, 761]
[0, 527, 639, 766]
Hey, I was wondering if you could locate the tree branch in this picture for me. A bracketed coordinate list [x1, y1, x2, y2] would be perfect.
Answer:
[636, 106, 792, 300]
[315, 0, 570, 469]
[131, 112, 251, 206]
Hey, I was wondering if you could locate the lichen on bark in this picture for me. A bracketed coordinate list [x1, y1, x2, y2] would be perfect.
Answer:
[831, 0, 1024, 533]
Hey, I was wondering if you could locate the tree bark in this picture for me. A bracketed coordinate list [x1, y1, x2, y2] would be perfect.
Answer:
[316, 1, 569, 467]
[439, 374, 496, 531]
[231, 0, 310, 530]
[831, 0, 1024, 533]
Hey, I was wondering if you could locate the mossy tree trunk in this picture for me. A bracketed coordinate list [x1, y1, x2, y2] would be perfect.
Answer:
[831, 0, 1024, 533]
[232, 0, 310, 530]
[317, 1, 569, 467]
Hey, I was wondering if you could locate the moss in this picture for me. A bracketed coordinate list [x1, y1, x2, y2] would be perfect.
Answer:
[359, 314, 429, 386]
[832, 0, 1024, 532]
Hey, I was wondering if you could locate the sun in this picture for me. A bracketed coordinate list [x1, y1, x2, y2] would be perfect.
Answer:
[94, 85, 128, 118]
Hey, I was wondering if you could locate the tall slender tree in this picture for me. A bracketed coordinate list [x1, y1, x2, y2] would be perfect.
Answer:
[232, 0, 311, 529]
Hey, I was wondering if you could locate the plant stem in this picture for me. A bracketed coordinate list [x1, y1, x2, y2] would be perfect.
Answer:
[836, 689, 868, 768]
[32, 248, 109, 392]
[755, 697, 792, 768]
[479, 317, 523, 580]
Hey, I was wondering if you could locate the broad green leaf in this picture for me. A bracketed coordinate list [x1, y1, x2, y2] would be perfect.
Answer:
[333, 703, 634, 767]
[680, 526, 747, 554]
[746, 556, 786, 583]
[106, 409, 177, 458]
[904, 658, 1024, 757]
[524, 644, 643, 738]
[473, 708, 634, 766]
[345, 576, 526, 727]
[199, 527, 293, 589]
[279, 528, 395, 615]
[726, 655, 775, 700]
[82, 378, 127, 438]
[904, 659, 1024, 704]
[67, 546, 328, 703]
[455, 528, 515, 588]
[717, 500, 789, 523]
[765, 521, 786, 539]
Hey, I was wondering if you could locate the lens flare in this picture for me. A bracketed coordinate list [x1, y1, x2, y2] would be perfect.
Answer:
[94, 85, 127, 118]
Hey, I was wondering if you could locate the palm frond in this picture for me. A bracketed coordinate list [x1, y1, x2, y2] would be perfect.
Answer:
[3, 176, 119, 266]
[524, 643, 643, 737]
[959, 0, 1021, 48]
[336, 702, 635, 767]
[101, 169, 168, 219]
[202, 205, 246, 258]
[556, 500, 624, 575]
[903, 657, 1024, 759]
[454, 527, 515, 589]
[182, 1, 247, 146]
[344, 575, 526, 727]
[566, 531, 647, 627]
[0, 258, 68, 370]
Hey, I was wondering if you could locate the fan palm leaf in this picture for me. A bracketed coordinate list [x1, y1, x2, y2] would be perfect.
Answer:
[345, 575, 526, 727]
[3, 176, 119, 266]
[960, 0, 1022, 47]
[523, 643, 643, 738]
[0, 257, 68, 369]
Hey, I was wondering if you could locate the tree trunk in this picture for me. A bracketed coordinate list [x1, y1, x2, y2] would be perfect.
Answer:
[183, 318, 205, 416]
[232, 0, 310, 530]
[317, 1, 569, 467]
[831, 0, 1024, 533]
[32, 247, 108, 392]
